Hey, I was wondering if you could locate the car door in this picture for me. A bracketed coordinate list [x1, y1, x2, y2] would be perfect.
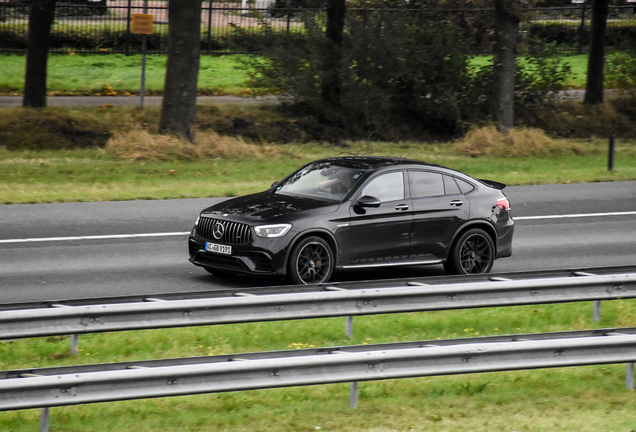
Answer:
[408, 170, 470, 259]
[347, 170, 413, 265]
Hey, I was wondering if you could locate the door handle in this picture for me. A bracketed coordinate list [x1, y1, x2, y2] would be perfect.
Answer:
[450, 200, 463, 207]
[395, 204, 409, 211]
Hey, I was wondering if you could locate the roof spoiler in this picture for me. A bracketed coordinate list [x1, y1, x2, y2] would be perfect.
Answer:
[478, 179, 506, 190]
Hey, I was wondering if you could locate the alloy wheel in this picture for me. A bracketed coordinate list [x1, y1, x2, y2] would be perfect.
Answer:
[459, 233, 493, 274]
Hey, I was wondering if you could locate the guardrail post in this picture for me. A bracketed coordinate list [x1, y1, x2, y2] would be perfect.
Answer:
[70, 334, 79, 355]
[627, 363, 634, 390]
[349, 381, 358, 408]
[345, 316, 353, 338]
[593, 300, 601, 323]
[40, 407, 49, 432]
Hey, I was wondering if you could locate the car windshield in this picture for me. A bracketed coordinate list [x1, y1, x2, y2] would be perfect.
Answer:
[275, 162, 367, 200]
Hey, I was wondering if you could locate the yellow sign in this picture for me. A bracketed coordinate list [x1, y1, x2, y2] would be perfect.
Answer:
[131, 14, 153, 35]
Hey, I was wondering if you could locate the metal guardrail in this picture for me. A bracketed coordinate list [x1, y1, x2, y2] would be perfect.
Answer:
[1, 273, 635, 341]
[4, 326, 635, 379]
[1, 329, 635, 411]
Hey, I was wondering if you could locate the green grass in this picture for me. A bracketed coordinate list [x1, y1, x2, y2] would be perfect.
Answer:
[1, 300, 636, 431]
[0, 53, 595, 96]
[0, 53, 256, 96]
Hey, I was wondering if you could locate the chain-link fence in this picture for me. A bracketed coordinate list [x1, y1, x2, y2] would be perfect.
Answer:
[1, 0, 635, 55]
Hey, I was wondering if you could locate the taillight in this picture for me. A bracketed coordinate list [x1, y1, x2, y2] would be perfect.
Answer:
[496, 198, 511, 211]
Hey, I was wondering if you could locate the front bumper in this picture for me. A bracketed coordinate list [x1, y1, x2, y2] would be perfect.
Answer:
[188, 234, 290, 276]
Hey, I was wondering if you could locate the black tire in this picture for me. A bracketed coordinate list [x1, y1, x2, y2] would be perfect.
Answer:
[287, 236, 334, 285]
[444, 228, 495, 275]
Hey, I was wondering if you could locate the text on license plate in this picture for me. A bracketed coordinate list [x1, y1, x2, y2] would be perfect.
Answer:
[205, 242, 232, 255]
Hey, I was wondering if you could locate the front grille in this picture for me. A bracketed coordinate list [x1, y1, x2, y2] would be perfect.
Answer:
[198, 217, 252, 244]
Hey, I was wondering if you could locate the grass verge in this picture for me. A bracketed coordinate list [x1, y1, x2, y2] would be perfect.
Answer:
[2, 135, 636, 204]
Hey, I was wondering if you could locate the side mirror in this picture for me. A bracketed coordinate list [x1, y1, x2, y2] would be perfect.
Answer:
[355, 195, 381, 208]
[271, 181, 279, 189]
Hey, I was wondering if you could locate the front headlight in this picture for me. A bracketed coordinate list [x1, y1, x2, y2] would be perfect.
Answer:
[254, 223, 292, 238]
[191, 216, 200, 235]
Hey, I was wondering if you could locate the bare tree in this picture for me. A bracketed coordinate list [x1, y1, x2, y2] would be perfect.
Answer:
[491, 0, 519, 133]
[584, 0, 608, 105]
[159, 0, 203, 141]
[23, 0, 57, 108]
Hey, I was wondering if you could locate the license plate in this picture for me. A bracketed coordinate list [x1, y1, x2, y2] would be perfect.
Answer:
[205, 242, 232, 255]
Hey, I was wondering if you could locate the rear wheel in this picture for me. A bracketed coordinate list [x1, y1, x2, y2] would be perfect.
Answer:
[444, 228, 494, 275]
[287, 236, 334, 285]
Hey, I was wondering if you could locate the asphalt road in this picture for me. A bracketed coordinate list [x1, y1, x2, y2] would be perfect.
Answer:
[1, 181, 635, 304]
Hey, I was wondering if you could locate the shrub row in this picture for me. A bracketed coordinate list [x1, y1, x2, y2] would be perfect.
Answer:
[0, 23, 273, 53]
[1, 11, 635, 54]
[526, 21, 636, 52]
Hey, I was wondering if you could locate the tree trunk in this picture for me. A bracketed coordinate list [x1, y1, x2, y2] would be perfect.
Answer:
[584, 0, 608, 105]
[320, 0, 346, 110]
[23, 0, 57, 108]
[491, 0, 519, 133]
[159, 0, 202, 142]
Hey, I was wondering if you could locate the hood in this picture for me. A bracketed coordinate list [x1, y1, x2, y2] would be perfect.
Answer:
[200, 191, 337, 221]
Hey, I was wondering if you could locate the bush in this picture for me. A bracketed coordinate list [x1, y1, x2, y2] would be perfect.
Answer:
[106, 128, 280, 161]
[0, 108, 110, 150]
[452, 125, 591, 157]
[605, 51, 636, 89]
[246, 8, 474, 139]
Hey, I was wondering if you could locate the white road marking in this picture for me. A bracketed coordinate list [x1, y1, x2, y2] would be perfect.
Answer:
[0, 232, 190, 244]
[1, 211, 635, 244]
[514, 211, 636, 221]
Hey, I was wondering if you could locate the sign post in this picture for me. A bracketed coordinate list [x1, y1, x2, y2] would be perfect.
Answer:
[131, 4, 153, 107]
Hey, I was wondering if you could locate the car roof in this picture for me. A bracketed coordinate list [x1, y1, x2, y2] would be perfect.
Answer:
[310, 156, 444, 171]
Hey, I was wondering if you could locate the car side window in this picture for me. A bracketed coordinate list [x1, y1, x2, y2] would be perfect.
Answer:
[409, 171, 444, 198]
[456, 178, 475, 194]
[443, 175, 462, 195]
[360, 171, 404, 202]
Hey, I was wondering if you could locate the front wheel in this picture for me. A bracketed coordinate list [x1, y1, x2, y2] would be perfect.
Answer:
[287, 236, 334, 285]
[444, 228, 495, 275]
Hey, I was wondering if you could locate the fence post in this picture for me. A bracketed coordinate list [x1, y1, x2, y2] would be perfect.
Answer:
[207, 1, 213, 54]
[125, 0, 132, 56]
[627, 363, 635, 390]
[608, 135, 616, 171]
[578, 1, 586, 55]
